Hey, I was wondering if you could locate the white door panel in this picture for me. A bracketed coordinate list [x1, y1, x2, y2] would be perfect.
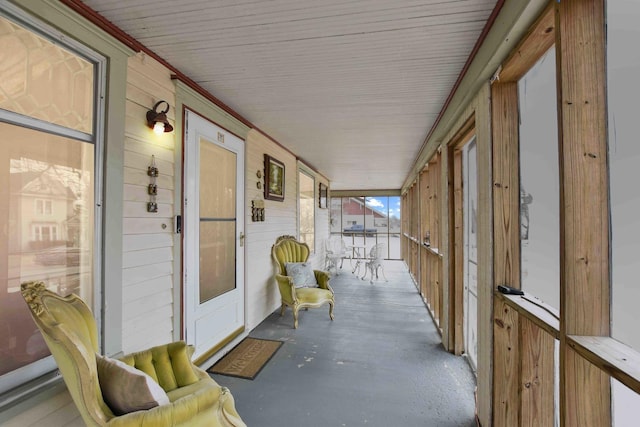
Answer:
[183, 110, 245, 360]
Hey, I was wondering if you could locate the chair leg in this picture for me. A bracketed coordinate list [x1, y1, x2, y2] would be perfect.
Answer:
[361, 262, 369, 281]
[293, 306, 299, 329]
[328, 301, 334, 321]
[380, 264, 388, 282]
[280, 303, 286, 317]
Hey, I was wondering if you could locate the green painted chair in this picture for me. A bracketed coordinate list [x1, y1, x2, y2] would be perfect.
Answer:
[20, 281, 246, 427]
[271, 235, 335, 328]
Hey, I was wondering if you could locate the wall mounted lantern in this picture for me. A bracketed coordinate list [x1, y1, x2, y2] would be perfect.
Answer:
[146, 100, 174, 134]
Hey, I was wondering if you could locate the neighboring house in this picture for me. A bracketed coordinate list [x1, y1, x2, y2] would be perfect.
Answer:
[340, 197, 388, 233]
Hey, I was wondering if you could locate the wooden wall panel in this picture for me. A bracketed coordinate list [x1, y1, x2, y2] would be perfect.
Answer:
[519, 317, 555, 427]
[556, 0, 611, 425]
[493, 298, 520, 427]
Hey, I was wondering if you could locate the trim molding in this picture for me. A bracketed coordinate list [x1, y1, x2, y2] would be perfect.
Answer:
[193, 326, 245, 367]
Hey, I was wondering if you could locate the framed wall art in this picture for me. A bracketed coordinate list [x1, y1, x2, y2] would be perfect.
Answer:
[319, 182, 328, 208]
[264, 154, 285, 201]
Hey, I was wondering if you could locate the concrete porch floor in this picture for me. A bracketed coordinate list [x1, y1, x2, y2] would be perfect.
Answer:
[210, 260, 477, 427]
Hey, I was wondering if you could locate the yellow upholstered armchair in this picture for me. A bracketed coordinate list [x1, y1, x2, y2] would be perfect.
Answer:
[271, 235, 335, 328]
[20, 281, 245, 427]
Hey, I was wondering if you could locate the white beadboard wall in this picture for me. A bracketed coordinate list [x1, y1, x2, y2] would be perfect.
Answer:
[244, 130, 330, 330]
[121, 52, 177, 353]
[244, 130, 298, 329]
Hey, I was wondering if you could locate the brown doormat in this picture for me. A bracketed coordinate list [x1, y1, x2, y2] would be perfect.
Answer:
[208, 337, 283, 380]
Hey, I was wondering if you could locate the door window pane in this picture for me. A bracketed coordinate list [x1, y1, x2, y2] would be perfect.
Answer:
[198, 139, 236, 303]
[199, 221, 235, 303]
[199, 138, 236, 218]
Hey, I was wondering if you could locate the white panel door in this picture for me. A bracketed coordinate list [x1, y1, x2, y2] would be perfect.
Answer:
[183, 110, 245, 361]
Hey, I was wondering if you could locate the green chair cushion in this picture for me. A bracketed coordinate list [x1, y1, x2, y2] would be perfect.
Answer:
[119, 341, 200, 392]
[296, 287, 333, 304]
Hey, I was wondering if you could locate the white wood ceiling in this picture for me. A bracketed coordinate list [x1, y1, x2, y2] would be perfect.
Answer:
[83, 0, 497, 190]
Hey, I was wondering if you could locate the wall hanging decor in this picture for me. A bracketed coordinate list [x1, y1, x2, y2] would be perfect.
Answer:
[319, 182, 328, 208]
[252, 199, 265, 222]
[147, 155, 158, 212]
[264, 154, 285, 201]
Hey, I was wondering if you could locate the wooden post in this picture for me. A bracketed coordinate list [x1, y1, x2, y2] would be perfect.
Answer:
[491, 81, 521, 426]
[452, 149, 464, 355]
[491, 82, 520, 291]
[493, 298, 520, 426]
[556, 0, 610, 426]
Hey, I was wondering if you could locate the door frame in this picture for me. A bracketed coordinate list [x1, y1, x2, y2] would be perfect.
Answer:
[447, 116, 476, 356]
[179, 108, 246, 364]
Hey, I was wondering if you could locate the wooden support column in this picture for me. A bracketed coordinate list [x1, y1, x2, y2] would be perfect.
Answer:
[491, 82, 520, 290]
[451, 149, 464, 355]
[491, 81, 521, 427]
[441, 146, 452, 351]
[493, 298, 520, 426]
[556, 0, 610, 426]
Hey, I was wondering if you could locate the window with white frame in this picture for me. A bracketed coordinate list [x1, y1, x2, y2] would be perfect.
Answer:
[32, 224, 58, 242]
[0, 6, 103, 396]
[298, 168, 315, 252]
[35, 199, 52, 215]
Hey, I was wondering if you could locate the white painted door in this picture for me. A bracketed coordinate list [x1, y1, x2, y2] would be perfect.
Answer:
[183, 110, 245, 361]
[462, 137, 478, 371]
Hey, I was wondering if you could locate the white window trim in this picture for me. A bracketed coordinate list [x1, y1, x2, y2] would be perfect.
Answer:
[0, 1, 106, 399]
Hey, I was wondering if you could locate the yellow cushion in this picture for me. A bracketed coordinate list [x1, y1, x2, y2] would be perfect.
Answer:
[296, 287, 333, 304]
[119, 341, 199, 392]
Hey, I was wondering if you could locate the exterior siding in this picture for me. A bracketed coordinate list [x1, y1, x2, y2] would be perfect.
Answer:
[243, 130, 330, 330]
[121, 52, 177, 353]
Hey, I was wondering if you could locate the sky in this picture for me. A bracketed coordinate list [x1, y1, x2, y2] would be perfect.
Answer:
[365, 196, 401, 219]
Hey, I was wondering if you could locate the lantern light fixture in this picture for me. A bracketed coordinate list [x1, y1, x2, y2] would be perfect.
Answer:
[146, 100, 174, 135]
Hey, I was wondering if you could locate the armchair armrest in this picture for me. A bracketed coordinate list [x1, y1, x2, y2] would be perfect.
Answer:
[314, 270, 332, 292]
[275, 273, 296, 303]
